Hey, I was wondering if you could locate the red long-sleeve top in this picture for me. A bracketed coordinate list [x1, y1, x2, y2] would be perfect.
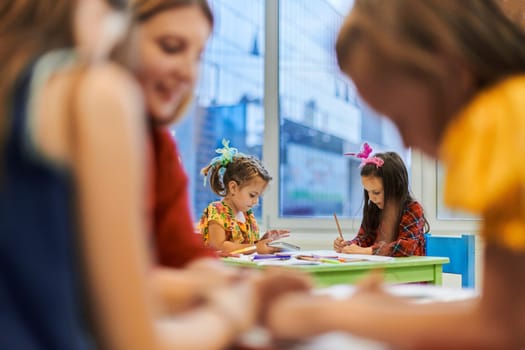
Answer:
[149, 127, 217, 267]
[348, 201, 427, 256]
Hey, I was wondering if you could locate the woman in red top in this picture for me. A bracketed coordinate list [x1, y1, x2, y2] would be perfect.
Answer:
[149, 129, 217, 267]
[334, 148, 429, 256]
[131, 0, 218, 269]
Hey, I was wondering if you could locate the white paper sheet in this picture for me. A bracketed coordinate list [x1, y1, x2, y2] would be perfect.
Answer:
[314, 284, 478, 303]
[244, 250, 394, 266]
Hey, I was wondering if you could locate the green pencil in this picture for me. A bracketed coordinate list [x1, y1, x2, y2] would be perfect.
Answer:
[318, 258, 341, 264]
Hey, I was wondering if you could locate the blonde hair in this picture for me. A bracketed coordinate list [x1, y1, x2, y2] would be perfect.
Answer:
[131, 0, 213, 125]
[336, 0, 525, 97]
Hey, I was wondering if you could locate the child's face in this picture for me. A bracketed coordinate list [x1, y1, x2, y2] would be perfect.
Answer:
[229, 176, 268, 213]
[134, 5, 211, 124]
[361, 175, 384, 209]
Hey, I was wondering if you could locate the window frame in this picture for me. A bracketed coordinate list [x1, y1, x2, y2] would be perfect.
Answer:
[261, 0, 479, 239]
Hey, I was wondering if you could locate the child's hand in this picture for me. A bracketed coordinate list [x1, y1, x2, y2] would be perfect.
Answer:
[342, 244, 373, 255]
[217, 251, 241, 258]
[333, 237, 348, 252]
[255, 229, 291, 253]
[261, 229, 290, 241]
[255, 238, 280, 254]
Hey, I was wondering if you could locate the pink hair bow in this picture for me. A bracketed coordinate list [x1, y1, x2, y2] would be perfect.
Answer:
[344, 142, 384, 168]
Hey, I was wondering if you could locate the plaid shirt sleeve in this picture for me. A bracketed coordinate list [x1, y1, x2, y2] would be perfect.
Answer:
[348, 224, 376, 247]
[372, 201, 427, 257]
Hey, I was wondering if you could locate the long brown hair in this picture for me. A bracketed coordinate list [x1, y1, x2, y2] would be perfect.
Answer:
[0, 0, 130, 170]
[133, 0, 212, 24]
[360, 152, 429, 242]
[0, 1, 75, 167]
[495, 0, 525, 30]
[336, 0, 525, 104]
[131, 0, 214, 124]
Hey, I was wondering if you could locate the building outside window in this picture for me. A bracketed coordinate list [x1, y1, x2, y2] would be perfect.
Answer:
[172, 0, 474, 232]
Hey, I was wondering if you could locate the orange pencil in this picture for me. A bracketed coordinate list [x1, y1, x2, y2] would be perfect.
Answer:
[333, 212, 345, 240]
[229, 245, 256, 255]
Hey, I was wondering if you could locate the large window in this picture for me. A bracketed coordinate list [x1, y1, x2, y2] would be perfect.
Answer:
[175, 0, 405, 221]
[173, 0, 265, 219]
[173, 0, 479, 236]
[278, 0, 406, 219]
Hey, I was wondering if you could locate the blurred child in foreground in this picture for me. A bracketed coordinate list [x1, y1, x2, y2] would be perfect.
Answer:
[267, 1, 525, 348]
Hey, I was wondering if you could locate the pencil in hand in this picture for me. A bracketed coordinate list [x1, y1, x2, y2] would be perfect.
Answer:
[229, 245, 256, 255]
[333, 212, 345, 241]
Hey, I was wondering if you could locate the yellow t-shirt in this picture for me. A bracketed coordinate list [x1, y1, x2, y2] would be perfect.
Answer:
[440, 76, 525, 251]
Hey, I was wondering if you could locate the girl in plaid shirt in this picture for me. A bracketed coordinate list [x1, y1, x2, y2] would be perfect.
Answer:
[334, 150, 429, 256]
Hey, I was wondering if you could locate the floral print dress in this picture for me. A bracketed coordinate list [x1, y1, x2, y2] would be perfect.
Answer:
[199, 201, 260, 246]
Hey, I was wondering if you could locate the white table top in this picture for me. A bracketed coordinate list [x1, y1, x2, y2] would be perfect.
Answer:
[237, 284, 478, 350]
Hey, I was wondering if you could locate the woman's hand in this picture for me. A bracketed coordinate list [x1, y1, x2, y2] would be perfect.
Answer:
[185, 258, 240, 283]
[153, 262, 241, 315]
[333, 237, 348, 252]
[254, 268, 313, 324]
[265, 292, 331, 340]
[203, 279, 259, 334]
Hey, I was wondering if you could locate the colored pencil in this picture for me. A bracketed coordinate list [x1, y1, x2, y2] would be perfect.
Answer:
[333, 212, 345, 240]
[230, 245, 256, 255]
[252, 254, 291, 260]
[318, 258, 342, 264]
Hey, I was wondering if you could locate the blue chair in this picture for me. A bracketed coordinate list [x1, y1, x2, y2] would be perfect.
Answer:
[425, 233, 475, 288]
